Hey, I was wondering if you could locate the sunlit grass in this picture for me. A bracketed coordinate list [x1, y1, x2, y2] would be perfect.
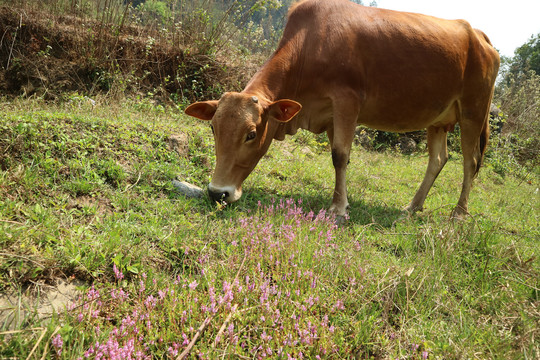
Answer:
[0, 98, 538, 359]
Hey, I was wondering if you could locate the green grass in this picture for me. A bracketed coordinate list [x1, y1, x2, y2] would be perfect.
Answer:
[0, 97, 538, 359]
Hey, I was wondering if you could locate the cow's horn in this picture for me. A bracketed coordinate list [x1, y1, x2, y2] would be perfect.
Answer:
[251, 96, 258, 103]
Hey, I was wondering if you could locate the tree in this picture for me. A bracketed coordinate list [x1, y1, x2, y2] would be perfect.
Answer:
[504, 33, 540, 84]
[493, 34, 540, 170]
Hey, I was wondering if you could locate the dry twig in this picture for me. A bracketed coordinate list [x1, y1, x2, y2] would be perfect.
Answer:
[177, 315, 215, 360]
[25, 327, 47, 360]
[176, 252, 248, 359]
[40, 325, 61, 360]
[212, 303, 238, 348]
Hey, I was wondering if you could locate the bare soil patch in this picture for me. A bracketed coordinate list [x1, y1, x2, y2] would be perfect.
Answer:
[0, 278, 84, 331]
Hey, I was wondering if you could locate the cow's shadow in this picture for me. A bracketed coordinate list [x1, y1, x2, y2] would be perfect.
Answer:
[220, 188, 405, 228]
[346, 199, 406, 227]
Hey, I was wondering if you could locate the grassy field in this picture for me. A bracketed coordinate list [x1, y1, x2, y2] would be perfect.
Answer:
[0, 97, 538, 359]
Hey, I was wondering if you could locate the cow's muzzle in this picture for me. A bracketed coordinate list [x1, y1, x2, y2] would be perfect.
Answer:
[207, 183, 242, 203]
[208, 187, 229, 203]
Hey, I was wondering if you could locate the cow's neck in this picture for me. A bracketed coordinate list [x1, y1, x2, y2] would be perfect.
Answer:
[243, 50, 306, 140]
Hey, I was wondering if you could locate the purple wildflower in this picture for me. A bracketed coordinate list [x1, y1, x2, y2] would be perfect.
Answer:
[52, 334, 63, 356]
[158, 289, 167, 300]
[139, 280, 145, 293]
[182, 333, 190, 346]
[261, 331, 272, 342]
[188, 280, 198, 290]
[113, 264, 124, 280]
[144, 295, 157, 309]
[87, 285, 99, 300]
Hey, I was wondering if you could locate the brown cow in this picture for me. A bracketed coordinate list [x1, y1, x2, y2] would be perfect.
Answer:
[185, 0, 500, 218]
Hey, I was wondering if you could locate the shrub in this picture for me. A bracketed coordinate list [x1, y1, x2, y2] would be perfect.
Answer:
[0, 1, 269, 102]
[493, 71, 540, 173]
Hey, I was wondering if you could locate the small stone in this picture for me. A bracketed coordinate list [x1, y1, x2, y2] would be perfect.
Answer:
[301, 146, 314, 157]
[172, 180, 204, 198]
[168, 133, 189, 158]
[398, 137, 417, 154]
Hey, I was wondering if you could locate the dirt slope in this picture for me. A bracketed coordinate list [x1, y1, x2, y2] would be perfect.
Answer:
[0, 6, 248, 101]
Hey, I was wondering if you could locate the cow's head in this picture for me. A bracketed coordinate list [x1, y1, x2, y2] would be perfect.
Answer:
[185, 92, 301, 203]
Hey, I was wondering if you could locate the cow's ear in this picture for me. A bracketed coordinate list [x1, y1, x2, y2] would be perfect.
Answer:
[184, 101, 219, 121]
[268, 99, 302, 123]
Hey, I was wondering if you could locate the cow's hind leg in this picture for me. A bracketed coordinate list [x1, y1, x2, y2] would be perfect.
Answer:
[406, 126, 448, 213]
[454, 114, 490, 217]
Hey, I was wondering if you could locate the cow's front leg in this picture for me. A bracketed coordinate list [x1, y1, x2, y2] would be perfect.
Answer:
[329, 148, 350, 217]
[326, 102, 358, 219]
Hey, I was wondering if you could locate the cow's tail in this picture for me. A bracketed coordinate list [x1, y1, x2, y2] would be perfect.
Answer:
[476, 114, 490, 177]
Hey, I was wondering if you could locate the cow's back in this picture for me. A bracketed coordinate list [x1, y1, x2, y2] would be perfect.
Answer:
[266, 0, 499, 132]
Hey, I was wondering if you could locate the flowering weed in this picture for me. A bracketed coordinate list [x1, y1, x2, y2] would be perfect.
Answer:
[54, 199, 372, 359]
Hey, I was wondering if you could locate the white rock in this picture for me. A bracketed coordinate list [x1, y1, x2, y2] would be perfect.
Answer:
[172, 180, 204, 198]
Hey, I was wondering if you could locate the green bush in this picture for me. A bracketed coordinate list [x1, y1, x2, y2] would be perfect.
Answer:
[493, 71, 540, 174]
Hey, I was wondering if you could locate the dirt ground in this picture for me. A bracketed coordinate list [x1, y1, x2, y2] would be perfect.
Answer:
[0, 6, 249, 101]
[0, 278, 84, 331]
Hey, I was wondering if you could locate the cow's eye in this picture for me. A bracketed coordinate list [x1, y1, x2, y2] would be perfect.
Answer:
[246, 130, 257, 142]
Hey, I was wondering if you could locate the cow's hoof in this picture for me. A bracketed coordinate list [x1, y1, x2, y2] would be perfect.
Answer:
[329, 202, 349, 217]
[328, 204, 348, 225]
[398, 209, 413, 220]
[335, 215, 348, 225]
[450, 206, 469, 220]
[404, 204, 422, 214]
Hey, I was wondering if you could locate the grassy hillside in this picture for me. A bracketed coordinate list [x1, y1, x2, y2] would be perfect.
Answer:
[0, 98, 538, 359]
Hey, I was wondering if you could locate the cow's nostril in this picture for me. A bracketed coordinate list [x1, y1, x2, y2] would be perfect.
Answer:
[208, 187, 229, 202]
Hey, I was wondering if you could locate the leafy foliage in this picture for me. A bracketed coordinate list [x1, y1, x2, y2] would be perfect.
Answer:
[494, 33, 540, 175]
[0, 0, 281, 101]
[503, 33, 540, 83]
